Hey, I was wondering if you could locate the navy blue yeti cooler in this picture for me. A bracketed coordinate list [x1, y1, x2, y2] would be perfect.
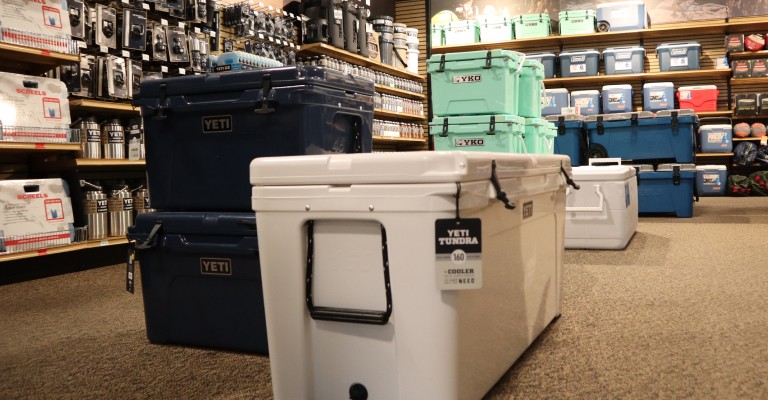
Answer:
[127, 212, 267, 354]
[546, 114, 586, 166]
[133, 66, 374, 211]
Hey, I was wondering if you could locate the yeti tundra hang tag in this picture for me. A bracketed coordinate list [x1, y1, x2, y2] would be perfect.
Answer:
[452, 74, 482, 84]
[202, 115, 232, 133]
[435, 218, 482, 290]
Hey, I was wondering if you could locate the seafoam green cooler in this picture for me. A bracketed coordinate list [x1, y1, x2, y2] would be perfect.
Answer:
[518, 59, 545, 118]
[513, 13, 551, 39]
[558, 10, 596, 35]
[429, 114, 526, 153]
[524, 117, 556, 154]
[431, 24, 445, 47]
[428, 49, 524, 116]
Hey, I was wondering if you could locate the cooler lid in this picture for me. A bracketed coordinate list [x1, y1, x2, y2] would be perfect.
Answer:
[477, 16, 511, 24]
[585, 111, 654, 122]
[655, 109, 696, 118]
[428, 114, 525, 126]
[696, 165, 727, 171]
[602, 46, 646, 54]
[678, 85, 718, 91]
[516, 13, 550, 21]
[571, 165, 635, 181]
[657, 163, 696, 172]
[602, 84, 633, 90]
[597, 1, 646, 8]
[545, 88, 570, 94]
[629, 164, 655, 172]
[560, 49, 600, 56]
[249, 151, 570, 186]
[559, 9, 596, 18]
[129, 212, 257, 236]
[571, 90, 600, 95]
[699, 124, 732, 130]
[427, 49, 523, 64]
[447, 20, 477, 28]
[657, 42, 701, 49]
[527, 52, 556, 58]
[545, 114, 585, 123]
[643, 82, 674, 88]
[135, 66, 375, 99]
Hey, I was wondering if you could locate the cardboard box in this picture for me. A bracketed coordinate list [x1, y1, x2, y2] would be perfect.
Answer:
[0, 72, 72, 142]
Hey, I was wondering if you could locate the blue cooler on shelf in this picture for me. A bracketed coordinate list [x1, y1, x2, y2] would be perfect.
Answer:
[542, 88, 570, 116]
[559, 49, 600, 77]
[585, 110, 696, 162]
[596, 1, 650, 32]
[571, 90, 601, 115]
[126, 212, 268, 354]
[643, 82, 675, 112]
[699, 120, 733, 153]
[634, 164, 696, 218]
[603, 46, 645, 75]
[546, 114, 586, 166]
[696, 165, 727, 196]
[527, 52, 557, 78]
[602, 84, 633, 113]
[657, 42, 701, 72]
[133, 66, 374, 211]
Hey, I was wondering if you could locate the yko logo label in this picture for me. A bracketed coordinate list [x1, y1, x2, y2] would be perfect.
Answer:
[455, 138, 485, 147]
[202, 115, 232, 133]
[201, 258, 232, 275]
[452, 74, 482, 84]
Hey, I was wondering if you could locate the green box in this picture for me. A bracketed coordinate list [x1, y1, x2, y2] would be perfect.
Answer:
[524, 118, 556, 154]
[513, 14, 551, 39]
[518, 59, 545, 118]
[428, 50, 524, 117]
[431, 24, 445, 47]
[558, 10, 596, 36]
[430, 114, 526, 153]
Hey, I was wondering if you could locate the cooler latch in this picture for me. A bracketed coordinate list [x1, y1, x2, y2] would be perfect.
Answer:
[671, 110, 679, 130]
[152, 83, 168, 120]
[483, 50, 492, 69]
[441, 118, 448, 137]
[488, 115, 496, 135]
[255, 73, 276, 114]
[557, 116, 565, 136]
[597, 116, 604, 135]
[673, 165, 681, 185]
[631, 113, 639, 126]
[437, 54, 446, 72]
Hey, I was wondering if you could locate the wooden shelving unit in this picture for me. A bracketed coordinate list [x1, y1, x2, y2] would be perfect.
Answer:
[373, 136, 428, 144]
[0, 42, 79, 75]
[697, 111, 734, 118]
[75, 159, 146, 168]
[730, 78, 768, 86]
[696, 152, 734, 157]
[375, 84, 427, 100]
[0, 142, 81, 153]
[68, 99, 140, 115]
[374, 109, 428, 122]
[544, 69, 732, 87]
[728, 51, 768, 60]
[0, 237, 129, 263]
[299, 43, 424, 81]
[733, 137, 766, 141]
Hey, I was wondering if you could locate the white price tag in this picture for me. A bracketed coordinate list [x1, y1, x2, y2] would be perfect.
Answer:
[289, 13, 295, 18]
[99, 45, 109, 54]
[671, 57, 689, 67]
[122, 50, 130, 57]
[194, 27, 201, 34]
[248, 30, 255, 36]
[143, 3, 150, 10]
[100, 240, 110, 246]
[210, 31, 216, 38]
[142, 54, 150, 61]
[268, 5, 274, 11]
[290, 43, 295, 48]
[283, 11, 288, 16]
[614, 61, 632, 71]
[178, 22, 185, 28]
[366, 0, 370, 5]
[258, 33, 264, 39]
[296, 45, 300, 50]
[269, 37, 274, 42]
[78, 41, 87, 49]
[161, 65, 169, 72]
[121, 0, 129, 4]
[178, 67, 186, 74]
[161, 19, 168, 26]
[258, 2, 264, 7]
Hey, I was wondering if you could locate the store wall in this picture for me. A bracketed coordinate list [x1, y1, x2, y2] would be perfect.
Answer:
[284, 0, 395, 17]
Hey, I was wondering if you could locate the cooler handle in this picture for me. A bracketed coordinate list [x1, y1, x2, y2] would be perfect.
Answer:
[589, 157, 622, 166]
[305, 221, 393, 325]
[163, 234, 259, 256]
[697, 117, 733, 126]
[566, 185, 605, 213]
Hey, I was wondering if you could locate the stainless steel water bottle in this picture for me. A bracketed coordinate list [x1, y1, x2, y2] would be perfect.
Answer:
[82, 181, 108, 240]
[108, 185, 133, 237]
[101, 119, 125, 159]
[132, 185, 154, 216]
[74, 117, 101, 159]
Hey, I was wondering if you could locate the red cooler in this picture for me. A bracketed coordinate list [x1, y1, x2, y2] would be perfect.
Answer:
[677, 85, 718, 112]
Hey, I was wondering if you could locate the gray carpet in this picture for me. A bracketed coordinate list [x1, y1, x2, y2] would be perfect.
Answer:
[1, 197, 766, 399]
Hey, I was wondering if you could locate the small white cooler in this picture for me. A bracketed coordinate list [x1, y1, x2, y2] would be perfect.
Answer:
[565, 162, 638, 249]
[250, 151, 573, 400]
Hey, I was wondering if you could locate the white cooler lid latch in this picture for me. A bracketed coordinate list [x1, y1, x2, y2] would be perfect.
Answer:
[560, 161, 580, 190]
[490, 160, 516, 210]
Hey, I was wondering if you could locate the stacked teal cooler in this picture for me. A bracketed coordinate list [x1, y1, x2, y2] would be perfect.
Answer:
[558, 10, 596, 35]
[428, 49, 553, 154]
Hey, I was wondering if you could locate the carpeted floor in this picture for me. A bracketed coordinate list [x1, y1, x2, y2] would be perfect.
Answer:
[1, 197, 766, 399]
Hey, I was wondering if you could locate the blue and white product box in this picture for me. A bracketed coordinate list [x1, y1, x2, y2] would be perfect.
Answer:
[699, 123, 733, 153]
[565, 164, 638, 249]
[696, 165, 727, 196]
[571, 90, 601, 115]
[602, 84, 633, 113]
[546, 114, 586, 166]
[542, 89, 571, 116]
[477, 16, 514, 42]
[527, 52, 557, 78]
[0, 72, 72, 143]
[559, 49, 600, 77]
[657, 42, 701, 72]
[603, 46, 645, 75]
[585, 110, 697, 163]
[643, 82, 675, 112]
[0, 179, 75, 254]
[634, 163, 696, 218]
[596, 1, 650, 32]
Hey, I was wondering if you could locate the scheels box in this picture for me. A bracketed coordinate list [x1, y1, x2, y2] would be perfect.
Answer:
[0, 72, 72, 143]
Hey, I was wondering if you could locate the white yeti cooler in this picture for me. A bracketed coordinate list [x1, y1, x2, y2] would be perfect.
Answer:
[250, 151, 573, 400]
[565, 161, 638, 249]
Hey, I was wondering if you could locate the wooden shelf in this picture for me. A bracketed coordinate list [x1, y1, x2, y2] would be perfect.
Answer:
[69, 99, 140, 115]
[0, 237, 129, 263]
[733, 137, 766, 141]
[730, 77, 768, 86]
[0, 142, 80, 153]
[373, 136, 428, 144]
[431, 19, 768, 54]
[544, 69, 732, 87]
[698, 111, 733, 118]
[375, 84, 427, 100]
[374, 109, 428, 122]
[731, 114, 768, 120]
[696, 152, 734, 157]
[298, 43, 424, 81]
[75, 159, 146, 168]
[728, 51, 768, 60]
[0, 42, 79, 74]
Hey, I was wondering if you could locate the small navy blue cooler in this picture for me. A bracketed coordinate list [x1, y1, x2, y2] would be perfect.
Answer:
[546, 114, 586, 166]
[133, 66, 375, 211]
[633, 164, 696, 218]
[127, 212, 268, 354]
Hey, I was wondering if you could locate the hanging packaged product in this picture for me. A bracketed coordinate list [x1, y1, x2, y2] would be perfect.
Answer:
[570, 90, 601, 116]
[106, 56, 128, 99]
[734, 93, 758, 116]
[542, 88, 571, 117]
[602, 84, 633, 113]
[95, 4, 117, 50]
[0, 72, 72, 143]
[725, 34, 745, 52]
[0, 179, 75, 254]
[546, 114, 586, 166]
[477, 15, 514, 42]
[695, 165, 727, 197]
[68, 0, 89, 41]
[643, 82, 675, 112]
[676, 85, 718, 112]
[444, 20, 480, 45]
[122, 8, 147, 51]
[558, 10, 596, 36]
[74, 55, 95, 98]
[633, 163, 696, 218]
[513, 13, 551, 39]
[656, 42, 701, 72]
[603, 46, 645, 75]
[58, 63, 81, 94]
[559, 49, 600, 77]
[429, 114, 526, 153]
[126, 59, 142, 99]
[150, 23, 169, 62]
[165, 26, 190, 63]
[0, 0, 77, 54]
[595, 1, 650, 32]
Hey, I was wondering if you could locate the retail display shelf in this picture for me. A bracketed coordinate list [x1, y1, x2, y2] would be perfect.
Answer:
[298, 43, 424, 81]
[730, 78, 768, 86]
[431, 19, 768, 54]
[374, 109, 428, 122]
[75, 159, 147, 168]
[697, 111, 733, 118]
[696, 152, 734, 157]
[0, 237, 129, 263]
[0, 142, 81, 152]
[730, 114, 768, 120]
[373, 136, 428, 144]
[544, 69, 732, 86]
[727, 50, 768, 60]
[375, 84, 427, 100]
[68, 99, 140, 115]
[733, 137, 766, 141]
[0, 42, 79, 74]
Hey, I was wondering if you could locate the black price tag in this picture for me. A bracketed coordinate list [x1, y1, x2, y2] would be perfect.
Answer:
[126, 249, 136, 294]
[435, 218, 482, 290]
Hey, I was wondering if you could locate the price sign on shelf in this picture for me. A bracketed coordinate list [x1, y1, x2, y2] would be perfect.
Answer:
[161, 19, 168, 26]
[100, 240, 110, 246]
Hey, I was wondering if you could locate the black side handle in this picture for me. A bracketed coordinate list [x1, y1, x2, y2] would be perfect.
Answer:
[305, 221, 393, 325]
[23, 184, 40, 192]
